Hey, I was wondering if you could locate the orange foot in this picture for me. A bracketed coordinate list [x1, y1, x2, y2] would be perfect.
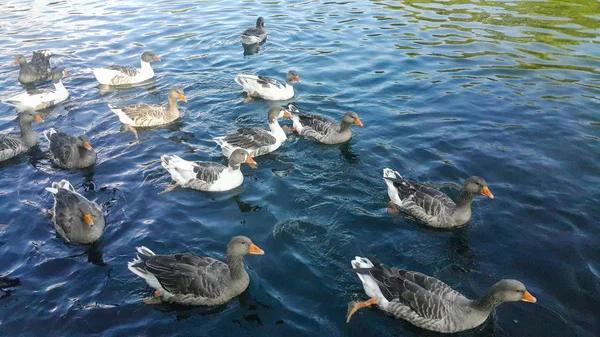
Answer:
[155, 290, 161, 297]
[346, 297, 378, 323]
[386, 200, 399, 214]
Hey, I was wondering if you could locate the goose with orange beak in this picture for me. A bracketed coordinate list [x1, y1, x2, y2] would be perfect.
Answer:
[159, 149, 257, 193]
[0, 111, 44, 162]
[128, 236, 264, 305]
[213, 106, 293, 158]
[108, 87, 186, 139]
[235, 70, 300, 101]
[347, 256, 536, 333]
[287, 103, 363, 144]
[383, 168, 494, 228]
[45, 180, 104, 244]
[44, 128, 97, 169]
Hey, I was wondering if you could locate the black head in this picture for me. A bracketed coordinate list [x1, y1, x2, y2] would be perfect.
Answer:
[76, 135, 92, 151]
[141, 51, 160, 63]
[168, 87, 187, 102]
[267, 106, 292, 123]
[463, 176, 493, 199]
[256, 17, 265, 29]
[227, 235, 264, 256]
[490, 279, 536, 303]
[14, 55, 26, 66]
[285, 70, 301, 85]
[18, 111, 44, 124]
[51, 69, 69, 83]
[341, 112, 363, 127]
[229, 149, 257, 169]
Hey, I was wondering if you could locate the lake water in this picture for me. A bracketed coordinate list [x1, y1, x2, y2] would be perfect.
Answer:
[0, 0, 599, 336]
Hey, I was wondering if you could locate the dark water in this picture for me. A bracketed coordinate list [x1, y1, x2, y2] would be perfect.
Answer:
[0, 0, 599, 336]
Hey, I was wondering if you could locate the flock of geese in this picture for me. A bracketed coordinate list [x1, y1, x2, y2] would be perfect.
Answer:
[0, 17, 537, 334]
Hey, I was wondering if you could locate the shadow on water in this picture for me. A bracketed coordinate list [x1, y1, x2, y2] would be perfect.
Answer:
[0, 276, 22, 300]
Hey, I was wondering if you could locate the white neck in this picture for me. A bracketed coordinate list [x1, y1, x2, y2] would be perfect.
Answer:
[268, 120, 287, 142]
[53, 81, 67, 94]
[140, 60, 153, 74]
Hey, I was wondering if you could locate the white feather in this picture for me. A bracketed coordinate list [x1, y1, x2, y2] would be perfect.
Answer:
[43, 128, 57, 142]
[383, 168, 404, 207]
[351, 256, 389, 306]
[108, 105, 135, 125]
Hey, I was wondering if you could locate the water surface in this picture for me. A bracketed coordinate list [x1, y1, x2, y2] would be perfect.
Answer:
[0, 0, 599, 336]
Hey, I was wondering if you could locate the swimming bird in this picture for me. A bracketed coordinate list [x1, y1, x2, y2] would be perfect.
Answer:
[241, 17, 267, 45]
[3, 70, 70, 111]
[44, 128, 96, 169]
[108, 87, 186, 139]
[287, 104, 363, 144]
[160, 149, 257, 193]
[347, 256, 536, 333]
[213, 106, 292, 158]
[14, 50, 53, 84]
[128, 236, 264, 305]
[45, 180, 105, 244]
[383, 168, 494, 228]
[91, 51, 160, 86]
[235, 70, 300, 102]
[0, 111, 43, 162]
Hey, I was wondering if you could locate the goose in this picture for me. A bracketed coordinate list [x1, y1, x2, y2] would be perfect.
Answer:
[128, 236, 264, 305]
[3, 70, 70, 111]
[91, 51, 160, 86]
[383, 168, 494, 228]
[213, 106, 292, 158]
[108, 87, 186, 139]
[287, 104, 363, 144]
[235, 70, 300, 102]
[241, 17, 267, 45]
[0, 111, 44, 162]
[347, 256, 536, 333]
[14, 50, 53, 84]
[45, 180, 105, 244]
[160, 149, 257, 193]
[44, 128, 96, 169]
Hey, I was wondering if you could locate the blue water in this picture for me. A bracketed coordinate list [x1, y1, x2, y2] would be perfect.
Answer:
[0, 0, 599, 336]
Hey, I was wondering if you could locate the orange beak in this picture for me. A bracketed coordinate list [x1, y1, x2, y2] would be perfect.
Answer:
[354, 118, 363, 127]
[179, 94, 187, 102]
[64, 71, 71, 76]
[294, 75, 301, 83]
[14, 59, 19, 66]
[153, 55, 161, 62]
[245, 155, 258, 169]
[480, 186, 494, 199]
[283, 110, 292, 118]
[248, 243, 264, 255]
[34, 115, 44, 123]
[522, 291, 537, 303]
[83, 214, 94, 227]
[83, 142, 92, 150]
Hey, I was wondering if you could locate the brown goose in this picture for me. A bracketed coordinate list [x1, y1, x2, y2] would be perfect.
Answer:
[108, 87, 186, 139]
[383, 168, 493, 228]
[288, 103, 363, 144]
[347, 256, 537, 333]
[127, 236, 264, 305]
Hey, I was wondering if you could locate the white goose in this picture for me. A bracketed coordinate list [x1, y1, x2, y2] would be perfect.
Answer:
[160, 149, 257, 193]
[3, 70, 69, 111]
[234, 70, 300, 102]
[213, 106, 292, 158]
[91, 51, 160, 86]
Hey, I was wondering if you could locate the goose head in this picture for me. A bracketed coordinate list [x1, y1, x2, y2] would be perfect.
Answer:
[141, 51, 161, 63]
[267, 106, 292, 124]
[227, 236, 264, 257]
[463, 176, 493, 199]
[229, 149, 257, 169]
[341, 112, 363, 127]
[286, 70, 301, 86]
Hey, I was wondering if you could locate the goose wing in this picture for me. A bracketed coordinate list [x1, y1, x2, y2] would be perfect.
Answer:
[193, 162, 227, 184]
[297, 113, 338, 138]
[143, 253, 228, 298]
[355, 258, 463, 320]
[223, 128, 277, 148]
[30, 50, 52, 78]
[111, 103, 167, 126]
[0, 135, 27, 160]
[107, 65, 140, 77]
[385, 175, 456, 210]
[47, 131, 77, 165]
[242, 27, 265, 38]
